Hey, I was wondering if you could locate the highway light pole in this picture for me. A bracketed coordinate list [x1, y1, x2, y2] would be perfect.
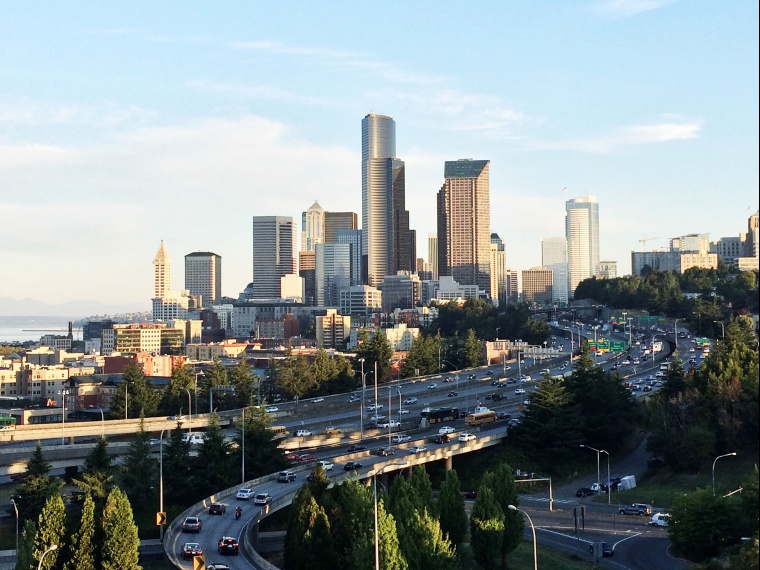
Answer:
[159, 422, 182, 541]
[194, 371, 204, 417]
[508, 505, 537, 570]
[712, 452, 737, 494]
[580, 444, 601, 496]
[10, 498, 18, 556]
[182, 387, 192, 432]
[714, 320, 725, 340]
[89, 406, 105, 438]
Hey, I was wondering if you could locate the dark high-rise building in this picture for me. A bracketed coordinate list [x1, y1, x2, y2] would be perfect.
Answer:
[324, 211, 358, 243]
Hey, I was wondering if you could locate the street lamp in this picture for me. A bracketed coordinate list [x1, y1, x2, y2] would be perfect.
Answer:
[182, 387, 192, 432]
[10, 498, 18, 556]
[712, 452, 737, 494]
[714, 320, 725, 340]
[674, 319, 680, 357]
[159, 422, 182, 541]
[693, 311, 702, 335]
[89, 406, 105, 438]
[580, 445, 601, 497]
[194, 371, 204, 418]
[508, 505, 537, 570]
[59, 386, 74, 446]
[38, 544, 58, 570]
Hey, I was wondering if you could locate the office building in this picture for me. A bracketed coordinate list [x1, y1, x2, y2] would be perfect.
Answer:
[298, 251, 316, 306]
[339, 285, 382, 316]
[541, 237, 569, 305]
[301, 201, 325, 252]
[184, 251, 222, 306]
[522, 267, 554, 304]
[361, 113, 412, 286]
[381, 272, 422, 312]
[490, 233, 507, 306]
[427, 233, 439, 280]
[631, 251, 718, 275]
[336, 229, 363, 286]
[565, 195, 600, 298]
[324, 211, 358, 243]
[315, 243, 352, 306]
[506, 270, 519, 304]
[153, 240, 171, 298]
[437, 159, 491, 295]
[597, 260, 618, 279]
[251, 216, 297, 299]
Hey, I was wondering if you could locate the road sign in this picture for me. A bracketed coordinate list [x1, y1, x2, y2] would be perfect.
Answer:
[193, 555, 206, 570]
[610, 341, 626, 353]
[597, 341, 610, 350]
[588, 342, 598, 351]
[155, 512, 166, 526]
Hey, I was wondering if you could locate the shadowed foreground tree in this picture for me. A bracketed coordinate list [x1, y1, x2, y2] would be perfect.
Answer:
[14, 442, 62, 522]
[15, 519, 36, 570]
[119, 419, 157, 511]
[470, 486, 504, 570]
[438, 469, 468, 547]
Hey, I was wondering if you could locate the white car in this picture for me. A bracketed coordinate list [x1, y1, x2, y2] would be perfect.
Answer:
[523, 399, 531, 406]
[312, 397, 325, 403]
[519, 375, 532, 382]
[438, 426, 455, 435]
[392, 434, 412, 443]
[515, 388, 526, 395]
[236, 488, 255, 500]
[409, 446, 428, 454]
[458, 433, 476, 442]
[403, 397, 417, 405]
[318, 460, 334, 471]
[253, 492, 272, 505]
[398, 408, 410, 415]
[649, 512, 670, 527]
[366, 404, 383, 412]
[265, 406, 279, 413]
[294, 429, 312, 437]
[427, 383, 438, 389]
[377, 419, 400, 429]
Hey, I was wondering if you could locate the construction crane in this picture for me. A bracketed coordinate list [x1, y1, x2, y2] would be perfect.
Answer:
[639, 237, 659, 252]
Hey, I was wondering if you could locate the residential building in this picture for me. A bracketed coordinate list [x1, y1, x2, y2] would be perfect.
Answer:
[184, 251, 222, 307]
[565, 195, 600, 298]
[631, 251, 719, 275]
[437, 159, 491, 295]
[251, 216, 297, 299]
[316, 309, 351, 349]
[522, 267, 554, 304]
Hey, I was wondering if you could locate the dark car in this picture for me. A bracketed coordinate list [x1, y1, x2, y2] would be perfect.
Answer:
[371, 447, 396, 456]
[218, 536, 239, 555]
[181, 516, 202, 533]
[182, 542, 203, 560]
[496, 411, 512, 420]
[484, 370, 494, 376]
[589, 542, 614, 557]
[208, 503, 226, 515]
[463, 490, 477, 500]
[430, 434, 450, 444]
[344, 461, 363, 471]
[576, 488, 595, 498]
[347, 444, 367, 452]
[447, 391, 458, 397]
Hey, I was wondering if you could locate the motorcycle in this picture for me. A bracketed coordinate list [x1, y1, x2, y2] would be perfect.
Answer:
[235, 508, 241, 520]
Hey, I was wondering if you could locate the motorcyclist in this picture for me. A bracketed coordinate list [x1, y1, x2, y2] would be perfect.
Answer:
[235, 506, 242, 519]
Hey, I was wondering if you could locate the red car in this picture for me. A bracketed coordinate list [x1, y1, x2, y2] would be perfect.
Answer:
[182, 542, 203, 560]
[209, 503, 226, 515]
[298, 454, 318, 462]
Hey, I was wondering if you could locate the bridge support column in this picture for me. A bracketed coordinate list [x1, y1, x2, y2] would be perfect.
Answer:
[444, 455, 453, 471]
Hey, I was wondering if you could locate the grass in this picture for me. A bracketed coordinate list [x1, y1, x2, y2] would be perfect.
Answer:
[458, 541, 594, 569]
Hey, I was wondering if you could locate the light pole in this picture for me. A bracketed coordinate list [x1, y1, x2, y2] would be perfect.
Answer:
[674, 319, 680, 357]
[712, 452, 737, 494]
[241, 406, 246, 484]
[182, 387, 192, 432]
[714, 320, 725, 340]
[159, 422, 181, 541]
[89, 406, 105, 438]
[38, 544, 58, 570]
[495, 326, 500, 340]
[580, 444, 601, 496]
[508, 505, 537, 570]
[194, 371, 204, 418]
[59, 387, 73, 445]
[693, 311, 702, 335]
[124, 381, 130, 420]
[10, 498, 18, 556]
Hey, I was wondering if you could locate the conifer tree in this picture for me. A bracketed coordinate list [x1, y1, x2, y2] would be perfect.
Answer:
[15, 519, 36, 570]
[101, 488, 141, 570]
[63, 493, 96, 570]
[32, 494, 66, 570]
[438, 469, 468, 547]
[119, 418, 158, 510]
[15, 442, 62, 521]
[470, 487, 504, 570]
[408, 465, 436, 516]
[408, 509, 459, 570]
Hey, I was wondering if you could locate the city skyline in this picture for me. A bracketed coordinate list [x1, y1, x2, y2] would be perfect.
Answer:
[2, 2, 758, 309]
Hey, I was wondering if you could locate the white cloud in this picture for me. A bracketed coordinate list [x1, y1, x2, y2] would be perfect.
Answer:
[187, 80, 335, 107]
[594, 0, 671, 18]
[0, 100, 153, 128]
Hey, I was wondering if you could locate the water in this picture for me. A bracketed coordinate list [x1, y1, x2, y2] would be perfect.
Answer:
[0, 317, 77, 344]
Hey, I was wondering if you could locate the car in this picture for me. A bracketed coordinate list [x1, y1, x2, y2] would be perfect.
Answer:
[447, 391, 458, 397]
[254, 493, 272, 505]
[507, 378, 517, 384]
[576, 488, 595, 498]
[312, 397, 325, 403]
[589, 542, 614, 557]
[347, 444, 367, 452]
[403, 397, 417, 405]
[148, 438, 162, 446]
[377, 419, 400, 429]
[515, 388, 526, 395]
[458, 433, 476, 442]
[619, 503, 653, 516]
[507, 418, 521, 428]
[398, 408, 410, 415]
[277, 470, 297, 483]
[265, 406, 279, 413]
[463, 490, 478, 500]
[367, 403, 384, 412]
[523, 399, 531, 405]
[656, 371, 666, 377]
[236, 488, 255, 500]
[218, 536, 240, 555]
[169, 414, 186, 420]
[427, 383, 438, 389]
[284, 452, 299, 462]
[298, 453, 318, 463]
[430, 434, 450, 444]
[648, 512, 671, 527]
[321, 427, 342, 435]
[503, 365, 512, 371]
[491, 380, 501, 386]
[208, 502, 226, 515]
[438, 426, 455, 435]
[444, 376, 454, 383]
[496, 411, 512, 420]
[347, 395, 360, 403]
[392, 434, 412, 443]
[371, 447, 396, 456]
[294, 429, 312, 437]
[182, 433, 206, 445]
[540, 369, 550, 375]
[181, 516, 202, 533]
[182, 542, 203, 560]
[643, 386, 652, 392]
[344, 461, 363, 471]
[409, 445, 428, 454]
[467, 374, 476, 379]
[484, 370, 494, 376]
[519, 375, 532, 382]
[318, 460, 334, 471]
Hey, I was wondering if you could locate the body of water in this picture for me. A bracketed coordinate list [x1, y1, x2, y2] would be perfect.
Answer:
[0, 317, 79, 344]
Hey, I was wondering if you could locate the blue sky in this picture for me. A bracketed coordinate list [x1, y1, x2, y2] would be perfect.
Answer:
[2, 1, 758, 310]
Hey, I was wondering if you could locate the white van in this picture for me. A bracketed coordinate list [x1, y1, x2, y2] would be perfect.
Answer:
[648, 513, 670, 527]
[181, 433, 205, 445]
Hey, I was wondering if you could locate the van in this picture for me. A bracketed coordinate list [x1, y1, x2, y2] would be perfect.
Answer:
[648, 513, 670, 527]
[181, 433, 205, 445]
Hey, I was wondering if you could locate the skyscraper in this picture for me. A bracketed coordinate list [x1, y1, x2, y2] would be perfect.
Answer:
[361, 113, 411, 286]
[315, 243, 352, 306]
[427, 233, 439, 280]
[153, 240, 171, 299]
[490, 233, 507, 306]
[324, 211, 358, 243]
[301, 201, 325, 251]
[437, 159, 491, 295]
[185, 251, 222, 306]
[565, 195, 600, 298]
[541, 237, 569, 305]
[251, 216, 297, 299]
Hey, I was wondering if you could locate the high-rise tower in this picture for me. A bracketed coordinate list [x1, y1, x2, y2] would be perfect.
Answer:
[301, 201, 325, 252]
[184, 251, 222, 306]
[153, 240, 171, 298]
[437, 159, 491, 295]
[565, 195, 600, 297]
[251, 216, 297, 299]
[361, 113, 411, 286]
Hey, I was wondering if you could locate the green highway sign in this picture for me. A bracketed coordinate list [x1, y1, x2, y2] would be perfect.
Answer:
[597, 341, 610, 350]
[610, 341, 626, 352]
[696, 337, 711, 345]
[588, 341, 597, 351]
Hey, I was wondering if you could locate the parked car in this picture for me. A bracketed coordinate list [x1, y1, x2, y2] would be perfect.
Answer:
[182, 542, 203, 559]
[236, 488, 255, 500]
[217, 536, 239, 555]
[619, 503, 653, 516]
[458, 433, 476, 442]
[344, 461, 363, 471]
[253, 493, 272, 505]
[181, 516, 202, 533]
[576, 488, 595, 498]
[208, 503, 226, 515]
[277, 470, 297, 483]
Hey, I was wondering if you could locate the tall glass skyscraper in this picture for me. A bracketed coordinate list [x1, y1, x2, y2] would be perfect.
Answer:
[565, 196, 600, 298]
[361, 113, 411, 286]
[251, 216, 297, 299]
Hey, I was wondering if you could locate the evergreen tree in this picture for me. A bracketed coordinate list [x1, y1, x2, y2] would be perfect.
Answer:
[408, 465, 436, 516]
[284, 487, 315, 570]
[14, 443, 62, 521]
[482, 464, 524, 564]
[300, 497, 339, 570]
[349, 497, 408, 570]
[463, 328, 484, 368]
[470, 487, 505, 570]
[162, 426, 193, 503]
[355, 328, 394, 384]
[109, 359, 160, 419]
[119, 418, 158, 511]
[158, 364, 195, 416]
[438, 469, 468, 546]
[32, 494, 66, 570]
[63, 493, 96, 570]
[230, 356, 255, 407]
[306, 466, 331, 502]
[73, 436, 114, 505]
[198, 358, 229, 412]
[192, 414, 235, 497]
[329, 479, 375, 566]
[16, 519, 36, 570]
[101, 488, 141, 570]
[235, 405, 288, 481]
[388, 475, 422, 567]
[407, 509, 459, 570]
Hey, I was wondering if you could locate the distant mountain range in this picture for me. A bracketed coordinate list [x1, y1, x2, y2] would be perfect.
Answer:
[0, 297, 149, 318]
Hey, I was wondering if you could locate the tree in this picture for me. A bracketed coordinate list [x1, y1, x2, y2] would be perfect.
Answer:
[63, 493, 96, 570]
[15, 443, 62, 521]
[161, 426, 193, 504]
[349, 497, 408, 570]
[284, 487, 314, 570]
[158, 364, 195, 416]
[408, 465, 436, 516]
[470, 486, 504, 570]
[463, 328, 484, 368]
[119, 419, 158, 511]
[355, 328, 394, 384]
[438, 469, 468, 547]
[16, 519, 36, 570]
[101, 488, 141, 570]
[235, 405, 288, 481]
[32, 494, 66, 570]
[400, 333, 440, 378]
[73, 436, 114, 505]
[481, 464, 524, 564]
[300, 497, 339, 570]
[200, 358, 232, 412]
[329, 479, 375, 566]
[229, 357, 256, 408]
[389, 475, 422, 566]
[109, 359, 160, 419]
[407, 509, 459, 570]
[192, 414, 235, 497]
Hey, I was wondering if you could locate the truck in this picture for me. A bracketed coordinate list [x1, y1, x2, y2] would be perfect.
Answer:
[618, 475, 637, 491]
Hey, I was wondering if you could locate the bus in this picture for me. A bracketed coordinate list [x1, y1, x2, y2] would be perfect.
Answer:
[0, 415, 16, 430]
[268, 425, 288, 439]
[465, 411, 496, 427]
[421, 407, 459, 424]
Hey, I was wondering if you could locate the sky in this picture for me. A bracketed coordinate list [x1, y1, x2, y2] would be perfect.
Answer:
[1, 1, 758, 312]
